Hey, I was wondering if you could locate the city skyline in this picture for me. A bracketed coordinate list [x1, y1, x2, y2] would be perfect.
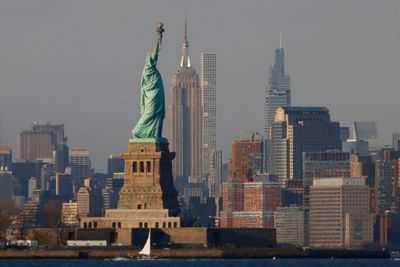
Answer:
[0, 1, 399, 172]
[2, 1, 400, 252]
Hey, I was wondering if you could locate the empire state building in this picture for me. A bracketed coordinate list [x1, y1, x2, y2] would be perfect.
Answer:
[167, 18, 202, 193]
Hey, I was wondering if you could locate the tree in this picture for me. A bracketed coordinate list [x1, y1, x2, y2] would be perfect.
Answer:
[0, 199, 20, 242]
[40, 199, 62, 228]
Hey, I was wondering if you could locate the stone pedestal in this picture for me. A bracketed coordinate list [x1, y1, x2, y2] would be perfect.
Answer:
[117, 142, 180, 216]
[80, 141, 181, 230]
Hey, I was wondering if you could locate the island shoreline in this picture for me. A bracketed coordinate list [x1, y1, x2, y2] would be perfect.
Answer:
[0, 248, 390, 259]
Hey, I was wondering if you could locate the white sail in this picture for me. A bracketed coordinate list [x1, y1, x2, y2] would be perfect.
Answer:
[138, 229, 151, 256]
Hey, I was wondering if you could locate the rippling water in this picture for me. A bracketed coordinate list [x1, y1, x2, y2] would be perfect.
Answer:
[0, 258, 397, 267]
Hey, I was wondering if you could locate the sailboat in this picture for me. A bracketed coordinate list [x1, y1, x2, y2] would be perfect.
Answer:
[108, 228, 153, 261]
[138, 228, 153, 259]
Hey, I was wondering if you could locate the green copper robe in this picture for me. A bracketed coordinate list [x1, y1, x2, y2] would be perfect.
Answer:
[132, 31, 166, 141]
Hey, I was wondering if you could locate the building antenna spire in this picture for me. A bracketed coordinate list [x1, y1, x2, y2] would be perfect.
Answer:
[180, 8, 191, 68]
[279, 30, 283, 49]
[184, 8, 187, 42]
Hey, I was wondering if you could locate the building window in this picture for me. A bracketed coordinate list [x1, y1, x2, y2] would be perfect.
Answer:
[89, 222, 92, 228]
[83, 222, 87, 228]
[118, 222, 121, 228]
[133, 162, 137, 173]
[140, 161, 144, 173]
[173, 222, 177, 228]
[112, 222, 116, 228]
[146, 161, 151, 172]
[155, 222, 159, 228]
[168, 222, 171, 228]
[139, 222, 143, 228]
[144, 222, 148, 228]
[94, 222, 98, 228]
[137, 204, 142, 209]
[163, 222, 166, 228]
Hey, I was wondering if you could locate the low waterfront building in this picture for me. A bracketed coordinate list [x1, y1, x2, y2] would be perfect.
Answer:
[309, 177, 373, 248]
[274, 206, 305, 246]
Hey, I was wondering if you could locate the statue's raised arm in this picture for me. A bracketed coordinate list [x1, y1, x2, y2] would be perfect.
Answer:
[149, 22, 164, 63]
[131, 22, 167, 144]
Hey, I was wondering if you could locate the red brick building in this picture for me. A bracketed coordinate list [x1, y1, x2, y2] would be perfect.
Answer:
[231, 133, 263, 182]
[219, 132, 279, 228]
[220, 181, 282, 228]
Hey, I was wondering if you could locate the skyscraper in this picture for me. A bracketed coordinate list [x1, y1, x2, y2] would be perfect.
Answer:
[61, 201, 79, 227]
[208, 149, 223, 199]
[168, 17, 202, 191]
[231, 132, 263, 182]
[55, 171, 73, 201]
[69, 149, 91, 192]
[0, 167, 17, 200]
[302, 150, 351, 244]
[270, 107, 341, 184]
[76, 186, 90, 218]
[352, 121, 379, 150]
[375, 154, 396, 214]
[28, 177, 37, 200]
[302, 150, 351, 208]
[76, 178, 103, 218]
[342, 138, 369, 157]
[0, 146, 12, 170]
[12, 160, 43, 198]
[309, 177, 373, 248]
[102, 173, 124, 209]
[264, 32, 291, 172]
[220, 179, 282, 228]
[107, 154, 124, 177]
[201, 52, 217, 175]
[274, 206, 305, 246]
[55, 143, 69, 173]
[19, 122, 66, 161]
[393, 132, 400, 151]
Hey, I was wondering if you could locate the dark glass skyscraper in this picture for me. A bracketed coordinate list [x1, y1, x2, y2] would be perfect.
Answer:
[270, 107, 341, 184]
[264, 33, 291, 172]
[107, 154, 124, 177]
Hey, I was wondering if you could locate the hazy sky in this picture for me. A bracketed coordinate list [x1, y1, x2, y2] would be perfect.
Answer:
[1, 0, 399, 172]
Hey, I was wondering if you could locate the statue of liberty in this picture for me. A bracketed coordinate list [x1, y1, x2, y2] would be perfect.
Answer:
[131, 22, 168, 143]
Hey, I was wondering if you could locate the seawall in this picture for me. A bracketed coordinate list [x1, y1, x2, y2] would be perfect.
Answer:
[0, 248, 389, 259]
